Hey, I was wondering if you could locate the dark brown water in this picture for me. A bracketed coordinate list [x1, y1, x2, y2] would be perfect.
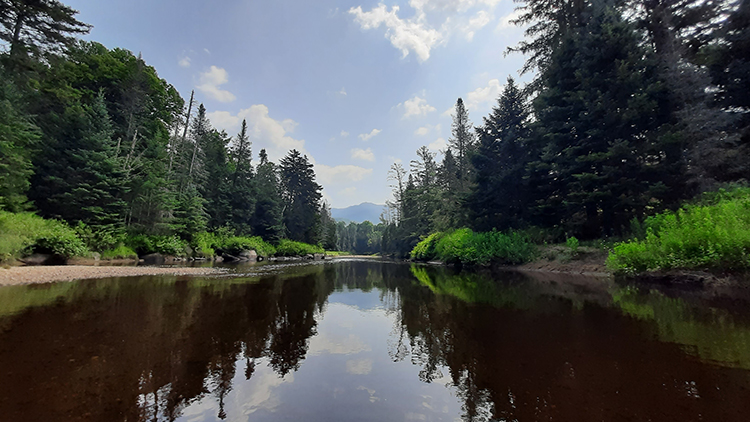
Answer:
[1, 259, 750, 422]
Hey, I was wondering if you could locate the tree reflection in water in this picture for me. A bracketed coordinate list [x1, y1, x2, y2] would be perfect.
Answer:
[1, 261, 750, 422]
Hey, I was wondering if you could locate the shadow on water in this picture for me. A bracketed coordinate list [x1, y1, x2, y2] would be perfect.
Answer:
[1, 259, 750, 421]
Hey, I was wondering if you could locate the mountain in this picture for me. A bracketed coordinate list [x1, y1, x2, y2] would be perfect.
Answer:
[331, 202, 386, 224]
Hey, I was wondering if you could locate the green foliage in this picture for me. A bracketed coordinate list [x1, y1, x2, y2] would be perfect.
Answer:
[410, 232, 445, 260]
[74, 222, 125, 251]
[126, 234, 188, 257]
[100, 245, 137, 260]
[223, 236, 276, 258]
[275, 239, 324, 257]
[0, 212, 88, 261]
[411, 228, 536, 265]
[566, 236, 579, 255]
[607, 188, 750, 274]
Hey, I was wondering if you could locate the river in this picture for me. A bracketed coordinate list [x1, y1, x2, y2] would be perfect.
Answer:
[1, 258, 749, 421]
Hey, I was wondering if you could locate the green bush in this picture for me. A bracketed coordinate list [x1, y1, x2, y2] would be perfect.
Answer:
[607, 188, 750, 274]
[74, 222, 125, 251]
[223, 236, 277, 257]
[411, 228, 536, 265]
[411, 232, 445, 260]
[100, 245, 138, 260]
[126, 234, 189, 257]
[191, 231, 218, 257]
[275, 239, 324, 256]
[566, 236, 579, 255]
[0, 212, 88, 261]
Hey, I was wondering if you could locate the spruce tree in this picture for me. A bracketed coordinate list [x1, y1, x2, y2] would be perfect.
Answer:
[253, 149, 284, 242]
[470, 76, 530, 231]
[30, 91, 126, 227]
[229, 119, 256, 233]
[279, 150, 322, 244]
[529, 2, 681, 238]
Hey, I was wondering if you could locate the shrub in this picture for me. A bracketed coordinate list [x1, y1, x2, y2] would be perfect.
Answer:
[100, 245, 138, 260]
[126, 234, 189, 257]
[607, 188, 750, 274]
[74, 222, 125, 251]
[223, 236, 277, 257]
[410, 228, 536, 265]
[411, 232, 445, 260]
[0, 212, 88, 261]
[275, 239, 324, 256]
[566, 236, 579, 255]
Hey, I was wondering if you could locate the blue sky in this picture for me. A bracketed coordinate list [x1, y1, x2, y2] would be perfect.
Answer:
[66, 0, 528, 208]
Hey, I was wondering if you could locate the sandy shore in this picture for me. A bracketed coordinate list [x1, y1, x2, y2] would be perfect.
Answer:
[0, 265, 225, 286]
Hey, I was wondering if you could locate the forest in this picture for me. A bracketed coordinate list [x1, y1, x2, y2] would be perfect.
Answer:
[380, 0, 750, 273]
[1, 0, 749, 273]
[0, 0, 341, 261]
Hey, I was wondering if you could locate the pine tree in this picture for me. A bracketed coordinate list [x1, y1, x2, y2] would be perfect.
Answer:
[229, 119, 256, 233]
[0, 69, 39, 212]
[0, 0, 91, 66]
[469, 77, 530, 231]
[30, 91, 127, 227]
[447, 98, 475, 191]
[529, 2, 681, 238]
[252, 149, 283, 242]
[279, 150, 323, 244]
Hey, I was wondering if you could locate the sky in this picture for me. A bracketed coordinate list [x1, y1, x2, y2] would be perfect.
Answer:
[65, 0, 529, 208]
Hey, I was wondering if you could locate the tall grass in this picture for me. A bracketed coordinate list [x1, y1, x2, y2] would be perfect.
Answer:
[607, 187, 750, 274]
[411, 228, 536, 265]
[275, 239, 324, 256]
[0, 212, 88, 261]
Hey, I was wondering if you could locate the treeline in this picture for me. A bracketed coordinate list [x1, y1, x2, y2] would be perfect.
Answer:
[0, 1, 334, 257]
[383, 0, 750, 257]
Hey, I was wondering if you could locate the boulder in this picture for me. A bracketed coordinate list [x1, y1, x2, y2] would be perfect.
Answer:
[18, 253, 66, 266]
[313, 253, 325, 260]
[238, 250, 258, 262]
[141, 253, 165, 265]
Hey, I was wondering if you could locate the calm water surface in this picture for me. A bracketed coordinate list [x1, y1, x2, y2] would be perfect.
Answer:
[1, 259, 750, 422]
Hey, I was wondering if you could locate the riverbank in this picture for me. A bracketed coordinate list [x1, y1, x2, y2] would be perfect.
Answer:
[0, 266, 225, 286]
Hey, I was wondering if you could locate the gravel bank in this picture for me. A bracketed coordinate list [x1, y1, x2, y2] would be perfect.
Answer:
[0, 265, 224, 286]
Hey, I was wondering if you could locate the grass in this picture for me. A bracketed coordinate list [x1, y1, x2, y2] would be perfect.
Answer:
[0, 212, 88, 262]
[411, 228, 536, 265]
[100, 245, 138, 260]
[324, 250, 350, 256]
[607, 187, 750, 275]
[275, 239, 324, 256]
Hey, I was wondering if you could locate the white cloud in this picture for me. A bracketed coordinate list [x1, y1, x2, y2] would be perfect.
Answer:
[339, 87, 348, 96]
[351, 148, 375, 162]
[415, 123, 441, 136]
[350, 0, 502, 61]
[400, 95, 436, 119]
[349, 4, 443, 62]
[496, 8, 522, 30]
[317, 164, 373, 185]
[196, 66, 236, 103]
[428, 137, 447, 152]
[359, 129, 382, 141]
[339, 187, 357, 196]
[461, 10, 492, 41]
[207, 105, 305, 162]
[308, 333, 372, 355]
[178, 56, 191, 68]
[341, 130, 350, 138]
[465, 78, 502, 112]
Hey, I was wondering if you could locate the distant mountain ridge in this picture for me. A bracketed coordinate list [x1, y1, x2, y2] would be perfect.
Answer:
[331, 202, 386, 224]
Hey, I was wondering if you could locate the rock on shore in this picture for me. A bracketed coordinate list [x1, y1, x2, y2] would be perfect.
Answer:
[0, 266, 224, 286]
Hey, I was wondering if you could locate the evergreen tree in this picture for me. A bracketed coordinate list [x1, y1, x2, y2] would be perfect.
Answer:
[447, 98, 475, 190]
[0, 0, 91, 65]
[252, 149, 283, 242]
[0, 68, 39, 212]
[279, 150, 323, 244]
[30, 91, 127, 227]
[229, 119, 256, 233]
[470, 77, 531, 231]
[529, 2, 681, 238]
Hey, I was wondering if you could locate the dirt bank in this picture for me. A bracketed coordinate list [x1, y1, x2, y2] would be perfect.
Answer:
[515, 246, 610, 276]
[0, 266, 225, 286]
